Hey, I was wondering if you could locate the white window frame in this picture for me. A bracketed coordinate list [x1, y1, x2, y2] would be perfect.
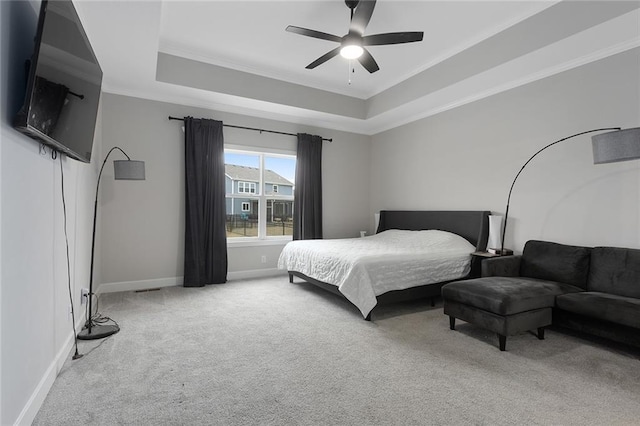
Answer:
[241, 202, 250, 212]
[272, 184, 279, 193]
[238, 181, 256, 194]
[225, 145, 295, 246]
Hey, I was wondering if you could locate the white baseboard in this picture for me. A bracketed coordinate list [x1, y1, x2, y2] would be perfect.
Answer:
[97, 270, 286, 293]
[97, 276, 183, 293]
[227, 268, 286, 281]
[15, 315, 85, 425]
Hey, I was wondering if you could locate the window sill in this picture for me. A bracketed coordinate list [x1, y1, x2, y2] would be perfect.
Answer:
[227, 238, 292, 248]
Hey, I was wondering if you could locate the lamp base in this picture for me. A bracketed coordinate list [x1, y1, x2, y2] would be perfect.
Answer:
[488, 248, 514, 256]
[77, 324, 120, 340]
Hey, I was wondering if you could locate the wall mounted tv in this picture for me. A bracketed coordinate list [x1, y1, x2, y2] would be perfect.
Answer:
[14, 0, 102, 164]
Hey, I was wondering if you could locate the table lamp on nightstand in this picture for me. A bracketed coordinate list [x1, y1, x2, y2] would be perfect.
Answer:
[484, 215, 503, 254]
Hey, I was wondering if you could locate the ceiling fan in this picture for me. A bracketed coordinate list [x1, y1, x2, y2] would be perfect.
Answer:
[286, 0, 423, 74]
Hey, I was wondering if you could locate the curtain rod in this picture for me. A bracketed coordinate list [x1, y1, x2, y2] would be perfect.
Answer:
[168, 116, 332, 142]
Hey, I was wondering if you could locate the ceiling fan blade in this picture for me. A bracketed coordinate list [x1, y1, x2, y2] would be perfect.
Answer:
[349, 0, 376, 36]
[357, 48, 379, 73]
[363, 32, 424, 46]
[286, 26, 342, 43]
[306, 47, 341, 69]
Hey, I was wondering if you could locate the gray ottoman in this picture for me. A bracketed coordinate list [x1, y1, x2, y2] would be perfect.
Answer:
[442, 277, 574, 351]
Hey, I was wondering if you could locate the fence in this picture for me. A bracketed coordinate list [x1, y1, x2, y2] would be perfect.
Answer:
[226, 214, 293, 237]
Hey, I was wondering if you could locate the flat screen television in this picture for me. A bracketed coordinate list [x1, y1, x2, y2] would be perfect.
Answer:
[14, 0, 102, 163]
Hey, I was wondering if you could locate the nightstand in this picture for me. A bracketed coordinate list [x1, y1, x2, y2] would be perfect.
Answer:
[470, 251, 509, 278]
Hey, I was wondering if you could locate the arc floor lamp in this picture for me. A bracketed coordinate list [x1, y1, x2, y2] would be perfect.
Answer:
[493, 127, 640, 255]
[78, 147, 145, 340]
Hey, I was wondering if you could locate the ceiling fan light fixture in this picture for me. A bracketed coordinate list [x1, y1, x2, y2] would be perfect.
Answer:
[287, 0, 423, 73]
[340, 44, 364, 59]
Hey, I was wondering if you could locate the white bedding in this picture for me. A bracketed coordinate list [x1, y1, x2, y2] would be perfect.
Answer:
[277, 229, 476, 317]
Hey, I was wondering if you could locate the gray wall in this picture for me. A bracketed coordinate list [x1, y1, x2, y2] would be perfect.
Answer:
[371, 48, 640, 252]
[1, 1, 98, 424]
[98, 93, 371, 287]
[4, 5, 637, 422]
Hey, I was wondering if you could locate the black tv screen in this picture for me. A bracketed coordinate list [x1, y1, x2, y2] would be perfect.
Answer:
[14, 0, 102, 163]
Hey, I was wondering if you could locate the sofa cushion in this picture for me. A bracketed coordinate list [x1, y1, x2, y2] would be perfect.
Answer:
[587, 247, 640, 298]
[556, 292, 640, 329]
[442, 277, 583, 316]
[520, 240, 591, 289]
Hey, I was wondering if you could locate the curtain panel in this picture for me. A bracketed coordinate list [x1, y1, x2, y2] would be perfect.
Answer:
[183, 117, 228, 286]
[293, 133, 323, 240]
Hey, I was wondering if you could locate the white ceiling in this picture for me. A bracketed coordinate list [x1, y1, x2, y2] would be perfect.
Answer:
[74, 0, 640, 135]
[158, 1, 550, 98]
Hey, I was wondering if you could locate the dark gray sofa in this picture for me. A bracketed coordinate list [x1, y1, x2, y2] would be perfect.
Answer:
[442, 240, 640, 350]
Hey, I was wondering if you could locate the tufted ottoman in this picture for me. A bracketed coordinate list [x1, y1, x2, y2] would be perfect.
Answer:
[442, 277, 577, 351]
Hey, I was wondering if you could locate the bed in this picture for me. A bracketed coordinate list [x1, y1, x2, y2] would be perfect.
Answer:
[278, 210, 490, 320]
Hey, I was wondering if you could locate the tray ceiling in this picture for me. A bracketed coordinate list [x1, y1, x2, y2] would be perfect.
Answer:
[75, 1, 640, 135]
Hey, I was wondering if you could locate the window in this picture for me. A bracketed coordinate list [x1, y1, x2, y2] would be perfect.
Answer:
[238, 181, 256, 194]
[225, 149, 296, 241]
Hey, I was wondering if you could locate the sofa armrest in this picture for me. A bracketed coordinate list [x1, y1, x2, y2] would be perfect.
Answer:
[482, 255, 522, 277]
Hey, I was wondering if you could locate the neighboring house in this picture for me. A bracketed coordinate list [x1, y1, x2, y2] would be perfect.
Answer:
[225, 164, 294, 221]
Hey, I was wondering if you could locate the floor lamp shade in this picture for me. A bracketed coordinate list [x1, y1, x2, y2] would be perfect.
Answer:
[114, 160, 145, 180]
[592, 128, 640, 164]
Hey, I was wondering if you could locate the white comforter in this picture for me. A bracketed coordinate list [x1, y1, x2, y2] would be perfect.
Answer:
[277, 229, 476, 317]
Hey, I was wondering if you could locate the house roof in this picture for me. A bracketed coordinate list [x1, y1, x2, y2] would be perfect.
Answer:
[225, 164, 293, 186]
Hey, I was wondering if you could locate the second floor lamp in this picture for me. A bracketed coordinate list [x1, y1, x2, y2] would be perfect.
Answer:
[78, 147, 145, 340]
[494, 127, 640, 255]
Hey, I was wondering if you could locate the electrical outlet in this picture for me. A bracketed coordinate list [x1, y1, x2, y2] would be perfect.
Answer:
[261, 255, 267, 264]
[81, 288, 89, 305]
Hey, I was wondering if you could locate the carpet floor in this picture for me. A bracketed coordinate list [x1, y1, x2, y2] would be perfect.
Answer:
[34, 276, 640, 425]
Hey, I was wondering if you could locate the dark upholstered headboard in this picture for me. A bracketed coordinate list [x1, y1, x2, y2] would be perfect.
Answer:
[376, 210, 491, 251]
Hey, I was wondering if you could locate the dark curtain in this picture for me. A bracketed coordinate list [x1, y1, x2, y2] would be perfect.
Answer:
[293, 133, 323, 240]
[183, 117, 227, 286]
